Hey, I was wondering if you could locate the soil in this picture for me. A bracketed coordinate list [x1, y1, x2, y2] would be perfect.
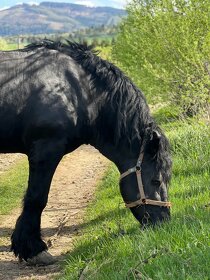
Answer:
[0, 145, 110, 280]
[0, 154, 24, 174]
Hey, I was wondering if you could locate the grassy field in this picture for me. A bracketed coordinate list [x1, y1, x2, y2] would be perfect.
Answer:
[60, 117, 210, 280]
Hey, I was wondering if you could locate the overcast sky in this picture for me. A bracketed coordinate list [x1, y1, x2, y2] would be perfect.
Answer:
[0, 0, 129, 9]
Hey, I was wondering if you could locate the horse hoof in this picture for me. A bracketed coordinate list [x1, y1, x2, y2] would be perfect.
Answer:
[27, 251, 56, 266]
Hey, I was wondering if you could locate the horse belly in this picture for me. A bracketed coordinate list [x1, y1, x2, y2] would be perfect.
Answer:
[0, 136, 24, 153]
[0, 116, 24, 153]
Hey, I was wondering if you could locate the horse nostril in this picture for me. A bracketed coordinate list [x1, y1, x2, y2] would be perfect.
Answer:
[161, 211, 170, 220]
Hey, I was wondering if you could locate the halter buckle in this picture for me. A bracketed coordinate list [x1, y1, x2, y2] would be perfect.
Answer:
[141, 198, 146, 204]
[136, 165, 141, 172]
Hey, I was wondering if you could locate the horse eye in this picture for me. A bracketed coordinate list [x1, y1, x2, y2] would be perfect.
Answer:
[152, 179, 161, 187]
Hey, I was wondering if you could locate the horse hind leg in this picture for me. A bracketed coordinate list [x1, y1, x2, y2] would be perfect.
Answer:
[11, 137, 66, 265]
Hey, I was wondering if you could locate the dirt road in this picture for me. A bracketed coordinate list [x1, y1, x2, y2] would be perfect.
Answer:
[0, 145, 109, 279]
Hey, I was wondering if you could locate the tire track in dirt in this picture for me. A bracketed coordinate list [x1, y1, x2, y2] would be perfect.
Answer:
[0, 145, 110, 280]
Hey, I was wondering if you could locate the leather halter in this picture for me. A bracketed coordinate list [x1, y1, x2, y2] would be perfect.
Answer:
[120, 136, 171, 208]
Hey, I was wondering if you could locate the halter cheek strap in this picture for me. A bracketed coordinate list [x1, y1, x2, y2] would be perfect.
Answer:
[120, 138, 171, 208]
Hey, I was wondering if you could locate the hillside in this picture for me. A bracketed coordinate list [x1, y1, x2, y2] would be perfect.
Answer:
[0, 2, 126, 36]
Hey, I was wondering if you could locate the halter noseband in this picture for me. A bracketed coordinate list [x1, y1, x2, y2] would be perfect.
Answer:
[120, 136, 171, 208]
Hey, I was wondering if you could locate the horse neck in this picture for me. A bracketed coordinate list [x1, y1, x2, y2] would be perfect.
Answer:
[86, 92, 142, 171]
[80, 63, 152, 169]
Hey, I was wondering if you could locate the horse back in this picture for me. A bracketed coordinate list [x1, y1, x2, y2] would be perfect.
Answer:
[0, 48, 89, 153]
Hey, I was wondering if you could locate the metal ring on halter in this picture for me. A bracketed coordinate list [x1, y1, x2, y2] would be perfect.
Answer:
[142, 211, 150, 227]
[136, 166, 141, 172]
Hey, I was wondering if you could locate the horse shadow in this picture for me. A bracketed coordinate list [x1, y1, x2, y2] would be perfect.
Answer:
[0, 206, 127, 250]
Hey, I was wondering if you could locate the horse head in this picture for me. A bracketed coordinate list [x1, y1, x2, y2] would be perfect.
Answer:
[119, 128, 172, 226]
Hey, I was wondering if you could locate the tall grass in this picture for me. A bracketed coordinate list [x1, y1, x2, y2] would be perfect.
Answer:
[60, 119, 210, 280]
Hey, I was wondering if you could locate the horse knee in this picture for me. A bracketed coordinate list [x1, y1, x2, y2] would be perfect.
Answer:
[24, 195, 47, 213]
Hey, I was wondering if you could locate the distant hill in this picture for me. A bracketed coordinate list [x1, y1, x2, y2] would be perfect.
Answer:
[0, 2, 126, 36]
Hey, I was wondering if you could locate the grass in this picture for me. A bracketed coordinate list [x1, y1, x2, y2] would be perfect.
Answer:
[60, 119, 210, 280]
[0, 159, 28, 215]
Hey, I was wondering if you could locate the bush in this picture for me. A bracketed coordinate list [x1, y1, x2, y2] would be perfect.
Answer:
[112, 0, 210, 115]
[0, 38, 8, 50]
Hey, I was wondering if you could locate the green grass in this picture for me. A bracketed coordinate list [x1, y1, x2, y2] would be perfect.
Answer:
[60, 119, 210, 280]
[0, 159, 28, 215]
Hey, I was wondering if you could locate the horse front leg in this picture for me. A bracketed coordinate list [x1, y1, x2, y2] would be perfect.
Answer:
[11, 138, 66, 265]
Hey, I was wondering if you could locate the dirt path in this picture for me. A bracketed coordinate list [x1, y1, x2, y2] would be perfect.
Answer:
[0, 154, 24, 174]
[0, 145, 109, 280]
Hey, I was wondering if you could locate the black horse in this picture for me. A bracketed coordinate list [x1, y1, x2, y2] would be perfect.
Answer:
[0, 40, 172, 265]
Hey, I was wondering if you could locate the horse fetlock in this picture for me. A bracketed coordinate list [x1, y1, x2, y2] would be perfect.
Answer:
[11, 226, 47, 261]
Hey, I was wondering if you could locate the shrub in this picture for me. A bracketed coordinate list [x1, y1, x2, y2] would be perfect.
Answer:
[112, 0, 210, 115]
[0, 38, 8, 50]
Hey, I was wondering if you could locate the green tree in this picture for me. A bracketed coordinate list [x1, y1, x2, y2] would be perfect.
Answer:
[112, 0, 210, 115]
[0, 38, 8, 50]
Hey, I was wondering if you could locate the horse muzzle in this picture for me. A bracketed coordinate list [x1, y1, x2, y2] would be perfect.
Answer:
[130, 205, 171, 227]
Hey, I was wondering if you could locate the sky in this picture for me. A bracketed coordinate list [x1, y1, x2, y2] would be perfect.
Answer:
[0, 0, 129, 10]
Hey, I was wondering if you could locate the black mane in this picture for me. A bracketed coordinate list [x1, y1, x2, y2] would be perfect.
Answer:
[24, 40, 153, 141]
[23, 40, 171, 182]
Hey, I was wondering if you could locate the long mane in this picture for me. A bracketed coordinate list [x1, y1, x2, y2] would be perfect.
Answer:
[24, 40, 153, 141]
[23, 40, 172, 182]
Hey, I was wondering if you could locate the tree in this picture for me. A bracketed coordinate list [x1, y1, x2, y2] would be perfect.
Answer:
[0, 38, 8, 50]
[112, 0, 210, 115]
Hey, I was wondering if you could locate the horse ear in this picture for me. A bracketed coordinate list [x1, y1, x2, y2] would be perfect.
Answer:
[147, 130, 161, 155]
